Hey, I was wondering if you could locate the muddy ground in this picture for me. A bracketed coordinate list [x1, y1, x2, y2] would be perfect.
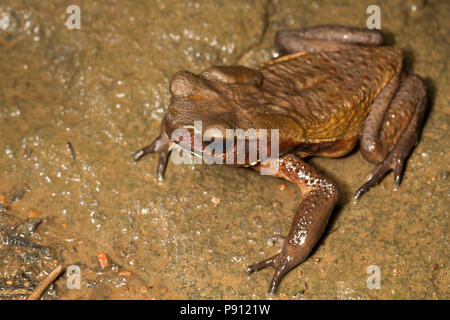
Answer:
[0, 0, 448, 299]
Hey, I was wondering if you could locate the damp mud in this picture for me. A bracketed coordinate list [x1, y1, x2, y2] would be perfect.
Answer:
[0, 0, 448, 299]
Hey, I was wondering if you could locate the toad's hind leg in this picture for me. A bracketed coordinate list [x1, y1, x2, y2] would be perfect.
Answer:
[247, 154, 338, 294]
[355, 74, 427, 198]
[275, 25, 384, 54]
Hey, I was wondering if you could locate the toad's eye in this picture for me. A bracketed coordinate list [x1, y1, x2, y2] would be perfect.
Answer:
[203, 126, 226, 142]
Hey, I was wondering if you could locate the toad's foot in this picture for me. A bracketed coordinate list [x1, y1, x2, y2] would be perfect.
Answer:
[133, 118, 171, 181]
[247, 251, 295, 295]
[355, 145, 408, 199]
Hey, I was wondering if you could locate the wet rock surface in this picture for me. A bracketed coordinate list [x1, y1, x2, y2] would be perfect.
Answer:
[0, 0, 448, 299]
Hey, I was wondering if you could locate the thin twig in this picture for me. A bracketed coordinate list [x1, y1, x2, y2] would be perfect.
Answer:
[67, 141, 76, 160]
[0, 288, 33, 296]
[27, 265, 64, 300]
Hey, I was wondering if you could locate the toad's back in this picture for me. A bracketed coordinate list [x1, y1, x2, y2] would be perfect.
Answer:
[255, 46, 403, 142]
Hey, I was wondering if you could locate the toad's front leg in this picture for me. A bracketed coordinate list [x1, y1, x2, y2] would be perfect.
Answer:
[247, 154, 339, 294]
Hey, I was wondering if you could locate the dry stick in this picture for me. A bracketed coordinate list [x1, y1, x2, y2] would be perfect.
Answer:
[27, 265, 64, 300]
[0, 289, 32, 296]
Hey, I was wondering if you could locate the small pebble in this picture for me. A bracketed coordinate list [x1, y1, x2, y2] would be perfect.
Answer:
[393, 267, 399, 276]
[27, 209, 39, 219]
[139, 286, 149, 293]
[279, 292, 288, 300]
[97, 252, 111, 268]
[0, 194, 8, 207]
[279, 184, 287, 191]
[118, 270, 133, 277]
[211, 196, 221, 206]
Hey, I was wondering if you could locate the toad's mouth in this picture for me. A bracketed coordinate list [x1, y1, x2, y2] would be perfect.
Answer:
[170, 129, 281, 167]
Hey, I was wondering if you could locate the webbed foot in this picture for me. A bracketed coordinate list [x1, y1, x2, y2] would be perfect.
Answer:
[247, 251, 295, 295]
[354, 148, 405, 199]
